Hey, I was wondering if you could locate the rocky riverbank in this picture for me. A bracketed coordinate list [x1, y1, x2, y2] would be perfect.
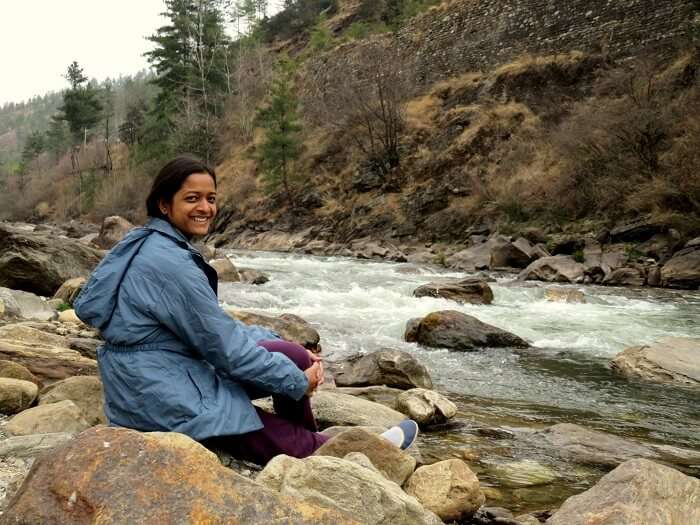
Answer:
[206, 217, 700, 292]
[0, 217, 699, 524]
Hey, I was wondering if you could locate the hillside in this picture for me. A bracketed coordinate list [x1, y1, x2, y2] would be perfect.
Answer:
[210, 0, 700, 253]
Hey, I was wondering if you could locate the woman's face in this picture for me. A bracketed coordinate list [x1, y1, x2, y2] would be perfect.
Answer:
[160, 172, 217, 238]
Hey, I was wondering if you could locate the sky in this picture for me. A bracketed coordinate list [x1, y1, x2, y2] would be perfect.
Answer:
[0, 0, 285, 107]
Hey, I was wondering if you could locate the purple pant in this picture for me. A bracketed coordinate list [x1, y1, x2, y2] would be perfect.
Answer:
[204, 339, 329, 465]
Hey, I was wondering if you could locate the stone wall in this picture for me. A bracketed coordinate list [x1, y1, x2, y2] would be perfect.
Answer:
[305, 0, 697, 90]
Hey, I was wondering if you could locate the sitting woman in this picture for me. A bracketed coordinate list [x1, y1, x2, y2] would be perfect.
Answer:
[75, 155, 416, 465]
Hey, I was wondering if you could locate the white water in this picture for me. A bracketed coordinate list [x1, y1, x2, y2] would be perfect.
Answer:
[220, 250, 700, 448]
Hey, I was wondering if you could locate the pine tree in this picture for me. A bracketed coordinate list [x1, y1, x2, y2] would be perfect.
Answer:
[57, 62, 103, 144]
[145, 0, 231, 161]
[255, 57, 303, 208]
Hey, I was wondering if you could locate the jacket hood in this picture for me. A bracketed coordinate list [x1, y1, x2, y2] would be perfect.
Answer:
[74, 218, 192, 330]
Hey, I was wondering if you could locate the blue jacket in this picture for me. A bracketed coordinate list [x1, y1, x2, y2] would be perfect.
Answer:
[74, 218, 308, 440]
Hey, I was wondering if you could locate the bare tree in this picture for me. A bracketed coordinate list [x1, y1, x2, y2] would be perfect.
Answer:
[310, 41, 410, 177]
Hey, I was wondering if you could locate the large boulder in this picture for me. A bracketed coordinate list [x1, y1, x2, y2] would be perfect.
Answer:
[52, 277, 86, 306]
[396, 388, 457, 427]
[311, 390, 406, 429]
[0, 378, 38, 414]
[0, 327, 97, 384]
[602, 266, 646, 287]
[331, 349, 433, 390]
[0, 288, 56, 322]
[405, 459, 484, 521]
[94, 215, 134, 250]
[38, 375, 106, 425]
[546, 459, 700, 525]
[446, 241, 493, 271]
[518, 255, 585, 283]
[609, 219, 667, 243]
[257, 454, 442, 525]
[405, 311, 529, 351]
[0, 360, 39, 384]
[209, 257, 241, 281]
[225, 309, 321, 351]
[5, 399, 91, 436]
[413, 278, 493, 305]
[537, 423, 657, 467]
[0, 432, 75, 459]
[489, 235, 532, 268]
[314, 427, 416, 486]
[3, 426, 353, 524]
[660, 247, 700, 289]
[610, 337, 700, 388]
[0, 223, 103, 296]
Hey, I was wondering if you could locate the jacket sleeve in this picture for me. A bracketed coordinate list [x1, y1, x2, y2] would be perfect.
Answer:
[149, 267, 309, 401]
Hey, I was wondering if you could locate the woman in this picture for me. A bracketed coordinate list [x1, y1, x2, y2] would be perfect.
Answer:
[75, 155, 416, 465]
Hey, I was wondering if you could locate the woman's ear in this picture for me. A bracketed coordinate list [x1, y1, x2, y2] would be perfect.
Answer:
[158, 199, 169, 216]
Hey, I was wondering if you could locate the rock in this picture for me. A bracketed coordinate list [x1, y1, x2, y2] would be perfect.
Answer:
[610, 337, 700, 387]
[0, 223, 103, 296]
[548, 236, 585, 256]
[332, 349, 433, 390]
[258, 454, 442, 525]
[0, 360, 38, 384]
[518, 255, 585, 283]
[39, 376, 106, 425]
[686, 236, 700, 248]
[52, 277, 86, 306]
[57, 308, 84, 325]
[647, 265, 662, 287]
[225, 309, 321, 350]
[0, 328, 97, 384]
[0, 432, 75, 459]
[609, 219, 667, 243]
[544, 288, 586, 303]
[396, 388, 457, 426]
[660, 247, 700, 289]
[334, 385, 404, 408]
[413, 278, 494, 305]
[344, 451, 381, 474]
[314, 427, 416, 485]
[95, 215, 134, 250]
[406, 310, 529, 351]
[537, 423, 657, 467]
[602, 266, 646, 287]
[311, 390, 405, 428]
[520, 228, 547, 245]
[638, 231, 683, 261]
[192, 240, 216, 260]
[490, 235, 532, 268]
[209, 257, 241, 282]
[5, 399, 90, 436]
[546, 459, 700, 525]
[405, 459, 484, 521]
[238, 267, 270, 284]
[350, 239, 407, 262]
[3, 426, 352, 525]
[447, 241, 493, 271]
[0, 324, 67, 347]
[0, 288, 55, 322]
[488, 459, 560, 488]
[0, 378, 38, 414]
[67, 337, 102, 359]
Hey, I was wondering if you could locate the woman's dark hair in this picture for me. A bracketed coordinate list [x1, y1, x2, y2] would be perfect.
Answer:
[146, 155, 217, 219]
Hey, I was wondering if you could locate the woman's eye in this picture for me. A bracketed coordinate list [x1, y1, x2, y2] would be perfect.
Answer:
[208, 197, 216, 204]
[185, 196, 197, 202]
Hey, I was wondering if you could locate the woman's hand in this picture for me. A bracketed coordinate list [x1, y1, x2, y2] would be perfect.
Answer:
[304, 359, 324, 396]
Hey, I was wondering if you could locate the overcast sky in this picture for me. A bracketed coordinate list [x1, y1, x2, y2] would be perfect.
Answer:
[1, 0, 284, 106]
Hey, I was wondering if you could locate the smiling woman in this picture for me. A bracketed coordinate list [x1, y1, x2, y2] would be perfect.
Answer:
[73, 154, 333, 465]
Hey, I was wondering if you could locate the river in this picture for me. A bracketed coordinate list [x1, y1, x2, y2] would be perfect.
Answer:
[219, 250, 700, 512]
